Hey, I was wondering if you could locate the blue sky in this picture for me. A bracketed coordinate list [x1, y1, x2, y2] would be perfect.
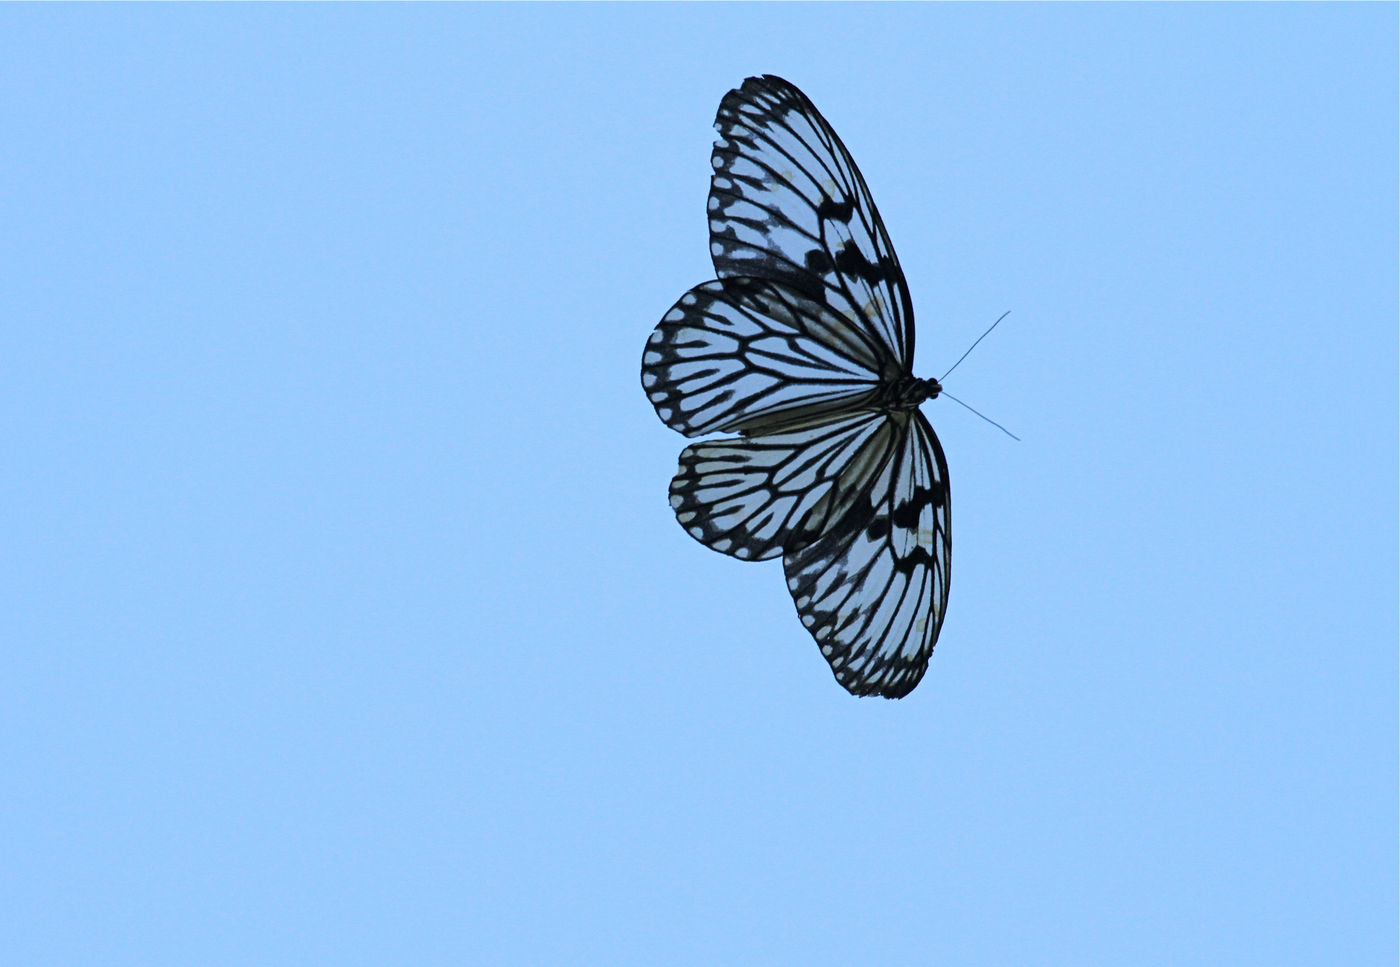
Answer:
[2, 5, 1395, 965]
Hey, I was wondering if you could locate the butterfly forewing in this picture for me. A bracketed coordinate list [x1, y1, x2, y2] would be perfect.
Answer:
[783, 412, 951, 698]
[709, 75, 915, 369]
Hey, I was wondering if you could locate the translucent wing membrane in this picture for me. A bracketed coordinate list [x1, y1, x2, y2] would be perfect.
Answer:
[783, 412, 950, 698]
[709, 74, 915, 368]
[669, 411, 892, 561]
[641, 278, 886, 438]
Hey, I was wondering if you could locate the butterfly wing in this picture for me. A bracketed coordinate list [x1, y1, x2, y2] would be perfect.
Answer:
[668, 410, 897, 562]
[641, 277, 886, 438]
[783, 411, 951, 698]
[709, 74, 915, 370]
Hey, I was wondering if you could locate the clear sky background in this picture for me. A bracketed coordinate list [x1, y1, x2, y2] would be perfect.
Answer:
[2, 6, 1395, 966]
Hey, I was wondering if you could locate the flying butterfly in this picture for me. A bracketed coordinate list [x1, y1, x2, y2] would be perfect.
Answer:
[641, 75, 955, 699]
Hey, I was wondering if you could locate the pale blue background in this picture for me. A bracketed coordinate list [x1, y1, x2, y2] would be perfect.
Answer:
[2, 5, 1395, 965]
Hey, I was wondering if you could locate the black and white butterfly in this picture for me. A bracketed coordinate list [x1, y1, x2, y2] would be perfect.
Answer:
[641, 75, 951, 699]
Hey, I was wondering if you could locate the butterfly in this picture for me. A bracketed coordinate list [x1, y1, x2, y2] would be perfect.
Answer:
[640, 75, 951, 699]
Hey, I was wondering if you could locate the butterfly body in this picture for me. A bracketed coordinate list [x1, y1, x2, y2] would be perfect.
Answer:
[877, 374, 942, 411]
[642, 76, 952, 699]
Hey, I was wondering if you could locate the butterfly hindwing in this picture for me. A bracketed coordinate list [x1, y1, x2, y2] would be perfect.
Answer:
[709, 74, 915, 369]
[783, 411, 950, 698]
[669, 411, 892, 561]
[641, 277, 885, 438]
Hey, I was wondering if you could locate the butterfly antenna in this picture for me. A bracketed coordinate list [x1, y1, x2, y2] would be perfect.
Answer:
[940, 310, 1010, 382]
[942, 392, 1020, 441]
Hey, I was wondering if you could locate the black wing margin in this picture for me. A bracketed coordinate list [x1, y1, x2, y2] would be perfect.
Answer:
[708, 75, 915, 370]
[783, 411, 951, 698]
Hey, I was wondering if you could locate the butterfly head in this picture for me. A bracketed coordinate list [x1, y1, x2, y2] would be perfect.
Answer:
[882, 375, 942, 410]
